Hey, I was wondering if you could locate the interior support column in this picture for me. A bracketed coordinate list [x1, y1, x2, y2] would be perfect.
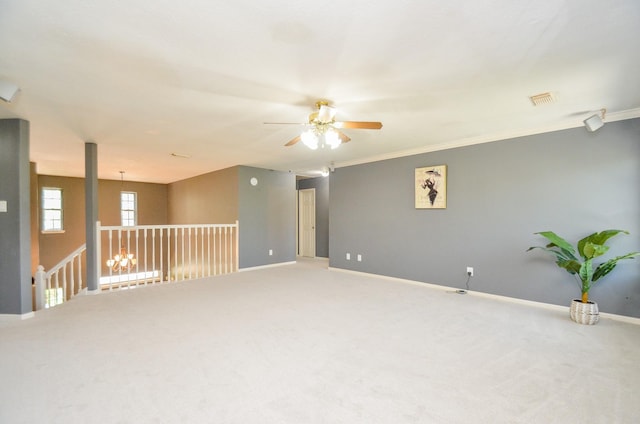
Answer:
[85, 142, 99, 292]
[0, 119, 32, 317]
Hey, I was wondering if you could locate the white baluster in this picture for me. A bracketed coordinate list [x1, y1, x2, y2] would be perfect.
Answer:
[134, 228, 138, 285]
[34, 265, 46, 311]
[199, 227, 204, 278]
[174, 227, 178, 281]
[158, 227, 163, 284]
[181, 227, 185, 281]
[193, 226, 198, 279]
[235, 222, 239, 272]
[166, 227, 171, 283]
[188, 227, 192, 280]
[153, 227, 157, 284]
[224, 226, 228, 274]
[108, 229, 113, 278]
[213, 227, 218, 275]
[207, 227, 211, 277]
[69, 258, 75, 299]
[60, 267, 66, 303]
[126, 229, 132, 289]
[78, 253, 83, 293]
[143, 228, 148, 284]
[54, 270, 60, 306]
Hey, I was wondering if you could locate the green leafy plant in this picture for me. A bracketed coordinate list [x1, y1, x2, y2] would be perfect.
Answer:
[527, 230, 639, 303]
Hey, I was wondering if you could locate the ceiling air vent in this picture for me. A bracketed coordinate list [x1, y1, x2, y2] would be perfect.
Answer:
[529, 92, 555, 106]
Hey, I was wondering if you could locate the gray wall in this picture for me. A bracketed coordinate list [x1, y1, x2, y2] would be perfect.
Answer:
[329, 119, 640, 317]
[0, 119, 32, 315]
[297, 176, 330, 258]
[238, 166, 296, 268]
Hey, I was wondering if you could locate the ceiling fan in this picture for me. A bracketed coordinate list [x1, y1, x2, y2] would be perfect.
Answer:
[265, 100, 383, 150]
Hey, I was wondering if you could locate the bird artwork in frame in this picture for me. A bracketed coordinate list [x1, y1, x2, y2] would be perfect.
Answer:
[415, 165, 447, 209]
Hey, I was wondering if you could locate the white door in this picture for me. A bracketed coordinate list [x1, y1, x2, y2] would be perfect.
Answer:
[299, 188, 316, 257]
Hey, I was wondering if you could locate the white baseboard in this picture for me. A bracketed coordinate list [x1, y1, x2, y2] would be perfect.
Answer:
[239, 261, 296, 272]
[0, 311, 35, 322]
[297, 256, 329, 262]
[328, 267, 640, 325]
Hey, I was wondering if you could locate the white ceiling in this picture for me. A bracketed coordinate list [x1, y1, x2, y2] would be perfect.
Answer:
[1, 0, 639, 184]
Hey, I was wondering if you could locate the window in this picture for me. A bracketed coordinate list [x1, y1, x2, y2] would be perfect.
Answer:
[42, 187, 63, 232]
[121, 191, 137, 226]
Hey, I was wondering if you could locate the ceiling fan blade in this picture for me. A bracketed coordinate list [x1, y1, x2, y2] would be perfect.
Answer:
[284, 135, 301, 146]
[337, 131, 351, 143]
[264, 122, 305, 125]
[334, 121, 383, 130]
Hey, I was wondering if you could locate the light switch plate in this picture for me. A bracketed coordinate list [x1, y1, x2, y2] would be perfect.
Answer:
[0, 200, 7, 212]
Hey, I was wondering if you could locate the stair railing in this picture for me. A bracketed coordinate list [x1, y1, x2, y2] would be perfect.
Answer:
[34, 244, 87, 310]
[34, 221, 239, 310]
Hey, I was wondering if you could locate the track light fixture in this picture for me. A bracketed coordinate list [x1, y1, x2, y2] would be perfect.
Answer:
[583, 108, 606, 132]
[0, 80, 20, 103]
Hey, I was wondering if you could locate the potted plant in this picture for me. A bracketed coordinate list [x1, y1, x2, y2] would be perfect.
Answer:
[527, 229, 639, 325]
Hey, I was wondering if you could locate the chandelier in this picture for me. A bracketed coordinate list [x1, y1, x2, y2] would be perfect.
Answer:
[106, 247, 137, 272]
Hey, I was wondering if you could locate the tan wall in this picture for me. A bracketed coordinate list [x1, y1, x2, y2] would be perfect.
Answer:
[167, 166, 239, 224]
[37, 175, 168, 270]
[98, 179, 168, 226]
[38, 176, 86, 270]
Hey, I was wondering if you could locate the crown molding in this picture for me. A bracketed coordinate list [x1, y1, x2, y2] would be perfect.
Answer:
[334, 107, 640, 170]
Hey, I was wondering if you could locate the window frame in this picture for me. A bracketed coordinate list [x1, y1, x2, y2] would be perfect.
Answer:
[41, 187, 64, 233]
[120, 191, 137, 227]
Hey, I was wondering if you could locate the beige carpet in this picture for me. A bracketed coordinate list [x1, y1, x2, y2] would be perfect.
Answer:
[1, 258, 639, 423]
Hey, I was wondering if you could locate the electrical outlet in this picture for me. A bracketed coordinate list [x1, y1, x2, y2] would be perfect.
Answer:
[357, 254, 362, 262]
[466, 267, 474, 277]
[269, 249, 273, 256]
[346, 253, 351, 260]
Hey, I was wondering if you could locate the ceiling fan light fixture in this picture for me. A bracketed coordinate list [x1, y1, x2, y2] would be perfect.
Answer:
[325, 128, 342, 149]
[301, 129, 319, 150]
[273, 100, 382, 149]
[317, 105, 336, 123]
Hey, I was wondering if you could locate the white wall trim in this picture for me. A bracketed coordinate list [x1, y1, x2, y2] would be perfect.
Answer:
[0, 311, 35, 322]
[239, 261, 297, 272]
[329, 267, 640, 325]
[298, 256, 329, 262]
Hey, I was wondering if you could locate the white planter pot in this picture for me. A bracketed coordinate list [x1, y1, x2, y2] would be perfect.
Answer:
[570, 299, 599, 325]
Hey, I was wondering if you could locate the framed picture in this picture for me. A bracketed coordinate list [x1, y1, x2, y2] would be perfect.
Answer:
[415, 165, 447, 209]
